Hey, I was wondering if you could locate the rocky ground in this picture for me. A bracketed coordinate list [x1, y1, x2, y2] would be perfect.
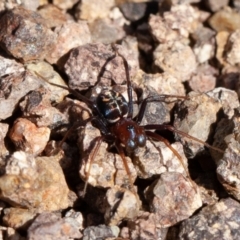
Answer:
[1, 0, 240, 239]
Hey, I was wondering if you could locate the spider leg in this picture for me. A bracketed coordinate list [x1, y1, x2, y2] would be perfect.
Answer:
[144, 124, 224, 153]
[137, 95, 188, 125]
[83, 136, 103, 196]
[115, 141, 136, 194]
[145, 130, 197, 191]
[111, 44, 133, 119]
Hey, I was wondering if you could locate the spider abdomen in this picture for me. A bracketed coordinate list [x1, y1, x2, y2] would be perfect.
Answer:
[96, 89, 128, 123]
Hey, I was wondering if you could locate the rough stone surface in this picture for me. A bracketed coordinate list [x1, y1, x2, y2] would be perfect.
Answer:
[208, 7, 240, 32]
[37, 4, 68, 28]
[204, 0, 230, 12]
[0, 151, 69, 212]
[189, 64, 217, 92]
[174, 91, 222, 158]
[0, 123, 9, 158]
[3, 208, 37, 230]
[153, 41, 197, 82]
[46, 21, 91, 65]
[9, 118, 50, 155]
[0, 53, 24, 77]
[19, 87, 68, 128]
[0, 71, 47, 120]
[145, 172, 202, 228]
[226, 29, 240, 65]
[216, 109, 240, 200]
[178, 198, 240, 240]
[83, 224, 119, 240]
[122, 212, 168, 240]
[65, 43, 139, 91]
[0, 7, 56, 62]
[75, 0, 115, 22]
[28, 212, 82, 240]
[26, 61, 69, 103]
[104, 186, 141, 225]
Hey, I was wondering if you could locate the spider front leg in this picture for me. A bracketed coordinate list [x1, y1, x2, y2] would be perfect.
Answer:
[144, 124, 224, 153]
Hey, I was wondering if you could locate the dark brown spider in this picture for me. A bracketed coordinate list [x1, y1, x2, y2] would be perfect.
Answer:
[37, 44, 224, 195]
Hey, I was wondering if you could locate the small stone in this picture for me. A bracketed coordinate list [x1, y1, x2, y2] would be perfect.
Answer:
[65, 43, 138, 91]
[216, 110, 240, 200]
[226, 29, 240, 65]
[3, 208, 37, 230]
[125, 211, 168, 240]
[207, 87, 239, 119]
[204, 0, 230, 12]
[104, 186, 141, 225]
[52, 0, 79, 10]
[26, 61, 69, 103]
[119, 2, 147, 21]
[216, 31, 230, 65]
[208, 7, 240, 32]
[189, 64, 217, 92]
[0, 53, 24, 77]
[192, 26, 215, 63]
[9, 118, 50, 155]
[153, 41, 197, 82]
[46, 21, 91, 66]
[28, 212, 82, 240]
[75, 0, 115, 22]
[64, 209, 84, 231]
[0, 7, 56, 62]
[0, 151, 69, 211]
[145, 172, 202, 228]
[0, 123, 9, 158]
[0, 71, 47, 120]
[174, 91, 222, 158]
[37, 4, 68, 28]
[89, 18, 125, 44]
[83, 224, 119, 240]
[178, 198, 240, 240]
[19, 87, 68, 128]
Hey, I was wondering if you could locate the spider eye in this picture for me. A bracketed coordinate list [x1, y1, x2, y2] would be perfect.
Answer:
[137, 134, 146, 147]
[126, 139, 136, 152]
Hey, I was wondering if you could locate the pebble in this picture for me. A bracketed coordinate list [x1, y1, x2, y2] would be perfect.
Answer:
[208, 7, 240, 32]
[174, 91, 222, 158]
[28, 212, 82, 240]
[145, 172, 202, 227]
[178, 198, 240, 240]
[0, 7, 56, 62]
[9, 118, 50, 155]
[0, 151, 69, 212]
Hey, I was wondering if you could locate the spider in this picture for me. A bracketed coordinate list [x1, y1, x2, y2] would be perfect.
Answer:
[37, 44, 224, 195]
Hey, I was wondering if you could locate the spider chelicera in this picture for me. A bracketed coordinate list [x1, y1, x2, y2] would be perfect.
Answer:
[37, 44, 224, 195]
